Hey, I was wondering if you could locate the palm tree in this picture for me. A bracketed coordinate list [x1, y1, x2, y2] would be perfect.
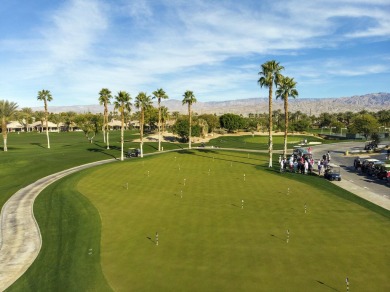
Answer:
[135, 92, 152, 158]
[160, 106, 169, 133]
[276, 76, 298, 158]
[152, 88, 169, 151]
[114, 91, 132, 161]
[258, 60, 284, 167]
[0, 100, 18, 151]
[99, 88, 113, 149]
[37, 89, 53, 149]
[182, 90, 197, 149]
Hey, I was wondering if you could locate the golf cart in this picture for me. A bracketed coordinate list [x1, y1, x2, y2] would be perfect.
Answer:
[126, 148, 140, 158]
[324, 163, 342, 181]
[377, 164, 390, 180]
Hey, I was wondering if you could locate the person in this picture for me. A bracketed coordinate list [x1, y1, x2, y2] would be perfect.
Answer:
[317, 160, 322, 175]
[304, 160, 309, 174]
[155, 232, 159, 246]
[278, 155, 282, 164]
[326, 151, 331, 163]
[280, 158, 284, 173]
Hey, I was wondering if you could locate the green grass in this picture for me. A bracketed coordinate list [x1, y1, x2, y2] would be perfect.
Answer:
[204, 134, 326, 150]
[3, 132, 389, 291]
[0, 131, 184, 208]
[17, 150, 387, 291]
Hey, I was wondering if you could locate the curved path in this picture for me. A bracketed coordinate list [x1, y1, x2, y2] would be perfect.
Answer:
[0, 158, 116, 291]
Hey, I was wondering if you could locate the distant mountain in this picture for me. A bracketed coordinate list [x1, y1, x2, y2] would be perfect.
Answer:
[33, 92, 389, 116]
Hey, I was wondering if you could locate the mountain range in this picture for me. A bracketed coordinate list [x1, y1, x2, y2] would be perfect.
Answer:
[33, 92, 389, 116]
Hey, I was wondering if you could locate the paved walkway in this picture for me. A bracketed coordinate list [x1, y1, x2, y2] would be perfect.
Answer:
[0, 159, 116, 291]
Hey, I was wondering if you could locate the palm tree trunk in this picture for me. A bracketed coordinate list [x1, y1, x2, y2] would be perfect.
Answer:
[44, 101, 50, 149]
[46, 120, 50, 149]
[120, 116, 124, 161]
[188, 104, 192, 149]
[283, 94, 288, 158]
[140, 110, 144, 158]
[158, 101, 161, 151]
[2, 118, 7, 151]
[268, 86, 273, 167]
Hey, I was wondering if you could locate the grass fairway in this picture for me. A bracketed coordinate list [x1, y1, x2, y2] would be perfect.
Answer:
[73, 150, 389, 291]
[205, 134, 326, 150]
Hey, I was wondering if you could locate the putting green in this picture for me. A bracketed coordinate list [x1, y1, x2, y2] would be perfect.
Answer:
[76, 150, 389, 291]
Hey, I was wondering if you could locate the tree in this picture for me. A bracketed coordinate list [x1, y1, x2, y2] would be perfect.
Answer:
[152, 88, 169, 151]
[74, 113, 103, 143]
[182, 90, 197, 149]
[114, 91, 132, 161]
[198, 114, 220, 134]
[37, 89, 53, 149]
[348, 114, 379, 140]
[276, 75, 298, 158]
[99, 88, 113, 149]
[0, 100, 18, 151]
[172, 117, 201, 142]
[160, 106, 169, 133]
[18, 107, 33, 132]
[135, 92, 152, 158]
[219, 113, 244, 132]
[258, 60, 284, 167]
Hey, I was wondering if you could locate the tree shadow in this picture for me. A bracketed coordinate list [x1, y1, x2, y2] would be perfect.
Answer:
[87, 148, 117, 159]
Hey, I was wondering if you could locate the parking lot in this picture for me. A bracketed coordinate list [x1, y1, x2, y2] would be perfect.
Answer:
[310, 141, 390, 210]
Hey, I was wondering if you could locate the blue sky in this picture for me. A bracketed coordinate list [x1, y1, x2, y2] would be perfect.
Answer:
[1, 0, 389, 107]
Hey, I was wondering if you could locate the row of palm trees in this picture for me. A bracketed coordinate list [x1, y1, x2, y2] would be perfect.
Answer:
[98, 88, 197, 160]
[258, 60, 298, 167]
[3, 60, 295, 165]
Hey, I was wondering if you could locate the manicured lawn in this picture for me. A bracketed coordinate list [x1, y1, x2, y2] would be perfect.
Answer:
[205, 134, 326, 150]
[3, 132, 389, 291]
[43, 150, 389, 291]
[0, 131, 184, 208]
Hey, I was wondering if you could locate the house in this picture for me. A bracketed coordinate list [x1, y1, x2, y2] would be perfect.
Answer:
[6, 121, 24, 132]
[30, 121, 59, 132]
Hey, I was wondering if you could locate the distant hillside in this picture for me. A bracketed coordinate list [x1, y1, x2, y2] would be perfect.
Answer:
[34, 92, 390, 116]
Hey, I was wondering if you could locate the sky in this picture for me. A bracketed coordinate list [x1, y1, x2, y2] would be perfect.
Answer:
[0, 0, 389, 107]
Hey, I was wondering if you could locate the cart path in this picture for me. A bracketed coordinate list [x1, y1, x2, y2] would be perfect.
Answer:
[0, 159, 116, 291]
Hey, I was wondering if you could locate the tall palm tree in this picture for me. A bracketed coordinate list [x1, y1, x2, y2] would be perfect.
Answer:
[152, 88, 169, 151]
[160, 106, 169, 133]
[135, 92, 152, 158]
[182, 90, 197, 149]
[0, 100, 18, 151]
[37, 89, 53, 149]
[99, 88, 113, 149]
[276, 76, 298, 158]
[114, 91, 132, 161]
[258, 60, 284, 167]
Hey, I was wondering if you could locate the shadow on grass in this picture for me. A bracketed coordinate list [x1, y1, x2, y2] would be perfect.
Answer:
[87, 148, 117, 159]
[270, 234, 285, 242]
[146, 236, 156, 244]
[316, 280, 340, 291]
[30, 142, 45, 148]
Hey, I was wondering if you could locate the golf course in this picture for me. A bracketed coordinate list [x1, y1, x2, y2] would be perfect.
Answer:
[2, 132, 390, 291]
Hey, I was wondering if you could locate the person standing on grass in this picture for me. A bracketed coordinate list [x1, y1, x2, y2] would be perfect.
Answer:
[280, 158, 284, 173]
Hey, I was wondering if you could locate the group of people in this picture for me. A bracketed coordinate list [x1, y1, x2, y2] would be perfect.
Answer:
[279, 151, 332, 176]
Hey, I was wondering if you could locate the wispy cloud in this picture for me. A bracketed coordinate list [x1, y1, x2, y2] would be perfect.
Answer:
[0, 0, 389, 106]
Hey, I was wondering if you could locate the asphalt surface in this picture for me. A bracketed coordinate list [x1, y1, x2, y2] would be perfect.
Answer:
[310, 141, 390, 210]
